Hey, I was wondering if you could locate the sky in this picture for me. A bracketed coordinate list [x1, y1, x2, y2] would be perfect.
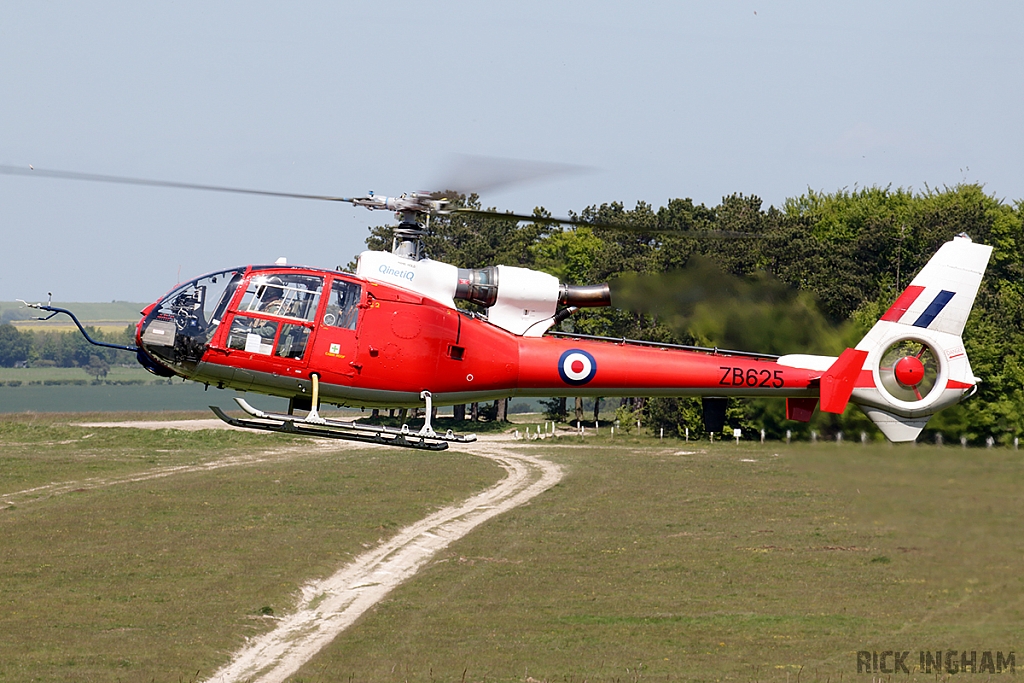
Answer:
[1, 1, 1022, 303]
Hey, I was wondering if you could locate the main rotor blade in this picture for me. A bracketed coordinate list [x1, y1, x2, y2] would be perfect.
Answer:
[452, 207, 762, 238]
[0, 164, 355, 203]
[431, 154, 591, 197]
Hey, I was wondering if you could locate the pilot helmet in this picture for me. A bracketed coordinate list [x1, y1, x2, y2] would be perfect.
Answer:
[257, 276, 285, 301]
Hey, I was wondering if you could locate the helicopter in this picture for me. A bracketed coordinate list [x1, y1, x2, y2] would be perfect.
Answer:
[3, 164, 992, 449]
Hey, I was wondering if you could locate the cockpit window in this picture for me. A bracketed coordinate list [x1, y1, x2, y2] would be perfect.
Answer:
[238, 273, 324, 322]
[224, 316, 310, 360]
[323, 279, 361, 330]
[163, 269, 245, 343]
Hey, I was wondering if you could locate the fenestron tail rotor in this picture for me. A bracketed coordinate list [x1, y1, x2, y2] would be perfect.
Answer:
[878, 339, 939, 403]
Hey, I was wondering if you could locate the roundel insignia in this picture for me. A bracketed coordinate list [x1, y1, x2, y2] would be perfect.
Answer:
[558, 349, 597, 386]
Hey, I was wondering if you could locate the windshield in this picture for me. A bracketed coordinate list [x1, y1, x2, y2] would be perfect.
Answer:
[138, 268, 244, 374]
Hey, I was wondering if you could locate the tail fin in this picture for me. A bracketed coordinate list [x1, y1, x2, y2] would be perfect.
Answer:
[778, 236, 992, 441]
[846, 235, 991, 441]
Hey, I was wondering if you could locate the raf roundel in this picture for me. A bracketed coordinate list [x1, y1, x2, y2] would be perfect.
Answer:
[558, 349, 597, 386]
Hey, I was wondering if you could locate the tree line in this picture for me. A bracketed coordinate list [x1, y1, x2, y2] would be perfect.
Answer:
[366, 183, 1024, 444]
[0, 324, 134, 378]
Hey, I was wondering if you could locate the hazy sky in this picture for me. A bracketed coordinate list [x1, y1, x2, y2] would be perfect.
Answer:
[2, 1, 1022, 303]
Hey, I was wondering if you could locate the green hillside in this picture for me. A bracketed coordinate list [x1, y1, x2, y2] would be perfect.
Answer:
[0, 301, 148, 324]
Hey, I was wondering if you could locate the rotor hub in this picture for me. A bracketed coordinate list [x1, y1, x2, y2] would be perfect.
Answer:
[893, 355, 926, 388]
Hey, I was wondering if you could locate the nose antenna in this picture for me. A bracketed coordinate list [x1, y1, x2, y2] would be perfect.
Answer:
[17, 297, 138, 352]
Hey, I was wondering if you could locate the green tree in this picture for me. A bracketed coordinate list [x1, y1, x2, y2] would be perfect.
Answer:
[0, 324, 31, 367]
[350, 183, 1024, 442]
[85, 354, 110, 380]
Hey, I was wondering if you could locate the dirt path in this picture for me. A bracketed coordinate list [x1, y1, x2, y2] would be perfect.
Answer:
[6, 417, 562, 680]
[74, 418, 251, 431]
[204, 439, 563, 683]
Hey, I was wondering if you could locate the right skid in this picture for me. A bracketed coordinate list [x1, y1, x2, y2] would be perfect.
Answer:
[211, 398, 477, 451]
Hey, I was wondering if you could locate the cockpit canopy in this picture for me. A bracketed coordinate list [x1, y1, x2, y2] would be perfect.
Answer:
[137, 266, 362, 377]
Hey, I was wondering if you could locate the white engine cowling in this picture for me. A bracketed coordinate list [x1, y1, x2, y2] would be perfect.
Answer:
[356, 250, 610, 337]
[356, 251, 460, 308]
[487, 265, 562, 336]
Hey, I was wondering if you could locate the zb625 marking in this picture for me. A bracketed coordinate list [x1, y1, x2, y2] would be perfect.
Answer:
[719, 366, 784, 388]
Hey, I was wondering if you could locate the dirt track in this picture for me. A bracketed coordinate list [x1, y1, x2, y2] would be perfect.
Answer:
[204, 438, 562, 683]
[33, 419, 563, 683]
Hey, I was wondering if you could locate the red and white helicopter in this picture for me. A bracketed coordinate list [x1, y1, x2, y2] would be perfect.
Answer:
[7, 166, 991, 449]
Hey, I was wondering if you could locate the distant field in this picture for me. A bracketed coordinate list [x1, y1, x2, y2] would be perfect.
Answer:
[0, 381, 292, 413]
[0, 365, 152, 382]
[0, 368, 544, 415]
[1, 418, 1021, 682]
[1, 300, 146, 332]
[0, 366, 289, 414]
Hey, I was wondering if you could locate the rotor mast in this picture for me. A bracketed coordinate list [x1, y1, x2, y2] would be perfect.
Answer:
[392, 209, 428, 260]
[347, 192, 446, 262]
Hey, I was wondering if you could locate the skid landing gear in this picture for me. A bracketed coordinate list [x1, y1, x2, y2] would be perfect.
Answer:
[210, 397, 476, 451]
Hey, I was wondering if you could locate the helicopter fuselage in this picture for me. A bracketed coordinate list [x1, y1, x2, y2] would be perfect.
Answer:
[135, 263, 822, 411]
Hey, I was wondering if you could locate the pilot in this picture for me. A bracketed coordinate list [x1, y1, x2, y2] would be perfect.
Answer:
[257, 279, 290, 316]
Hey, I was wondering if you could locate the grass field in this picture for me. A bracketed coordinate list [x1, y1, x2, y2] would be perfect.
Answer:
[1, 416, 1022, 682]
[0, 380, 297, 414]
[0, 415, 503, 682]
[292, 435, 1024, 682]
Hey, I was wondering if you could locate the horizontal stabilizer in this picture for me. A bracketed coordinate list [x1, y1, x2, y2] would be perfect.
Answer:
[860, 406, 930, 442]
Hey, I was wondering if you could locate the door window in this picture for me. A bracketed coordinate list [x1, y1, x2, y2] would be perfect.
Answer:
[226, 315, 279, 355]
[323, 279, 362, 330]
[239, 273, 324, 322]
[275, 324, 311, 359]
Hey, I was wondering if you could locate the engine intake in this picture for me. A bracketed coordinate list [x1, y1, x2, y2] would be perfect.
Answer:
[455, 267, 499, 307]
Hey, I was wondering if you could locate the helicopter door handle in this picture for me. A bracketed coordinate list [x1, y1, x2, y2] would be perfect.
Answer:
[349, 362, 362, 372]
